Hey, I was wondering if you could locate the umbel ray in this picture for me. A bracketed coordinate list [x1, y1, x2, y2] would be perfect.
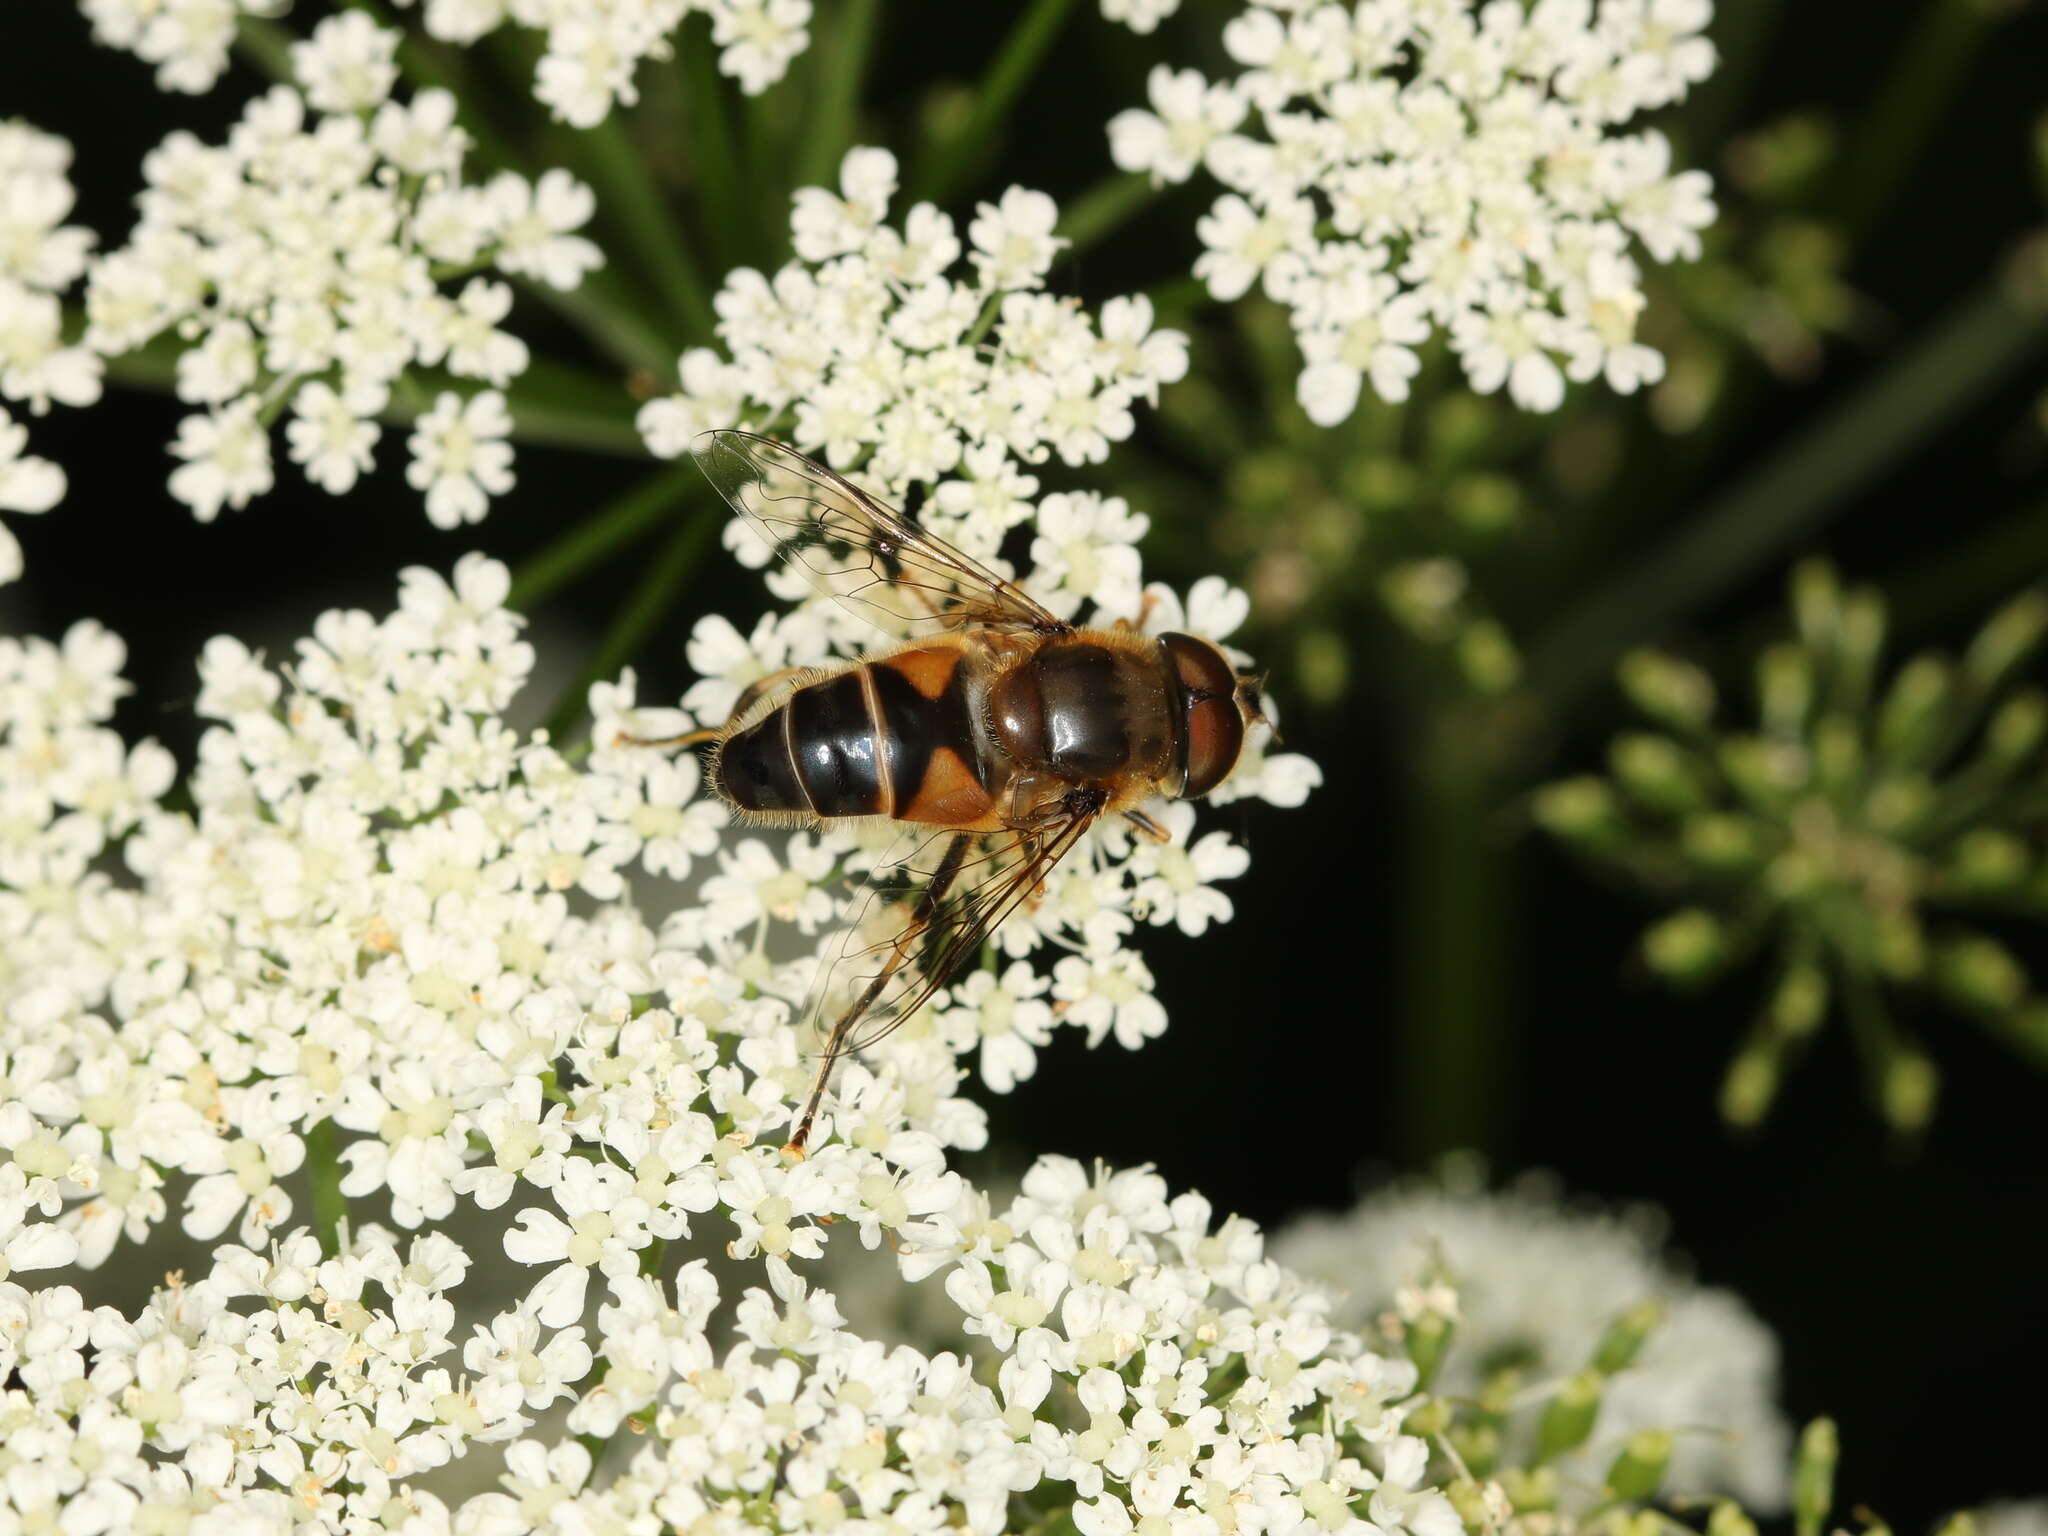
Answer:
[629, 431, 1270, 1154]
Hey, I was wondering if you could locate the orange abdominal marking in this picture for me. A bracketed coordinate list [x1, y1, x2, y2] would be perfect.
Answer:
[900, 747, 1000, 828]
[885, 645, 963, 700]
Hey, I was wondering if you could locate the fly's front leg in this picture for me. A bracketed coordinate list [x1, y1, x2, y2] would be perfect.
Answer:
[1123, 808, 1172, 843]
[786, 831, 974, 1158]
[1110, 591, 1161, 634]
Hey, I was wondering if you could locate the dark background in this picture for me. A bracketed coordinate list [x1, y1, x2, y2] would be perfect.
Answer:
[6, 0, 2047, 1522]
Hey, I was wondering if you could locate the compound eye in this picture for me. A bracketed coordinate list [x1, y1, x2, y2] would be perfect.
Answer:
[1182, 696, 1244, 799]
[1160, 632, 1246, 798]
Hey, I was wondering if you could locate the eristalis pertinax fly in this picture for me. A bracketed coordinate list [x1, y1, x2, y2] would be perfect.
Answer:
[631, 431, 1269, 1154]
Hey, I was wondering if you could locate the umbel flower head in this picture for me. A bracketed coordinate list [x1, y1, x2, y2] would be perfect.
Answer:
[76, 0, 814, 123]
[1107, 0, 1718, 425]
[1274, 1169, 1791, 1514]
[0, 545, 1440, 1532]
[1537, 561, 2048, 1131]
[78, 14, 601, 527]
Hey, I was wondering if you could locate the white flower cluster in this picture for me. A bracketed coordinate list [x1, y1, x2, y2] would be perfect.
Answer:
[402, 0, 814, 126]
[74, 0, 812, 120]
[79, 14, 601, 527]
[639, 146, 1201, 629]
[0, 549, 1435, 1534]
[1102, 0, 1185, 33]
[1274, 1176, 1791, 1510]
[1109, 0, 1719, 424]
[0, 122, 102, 583]
[77, 0, 288, 94]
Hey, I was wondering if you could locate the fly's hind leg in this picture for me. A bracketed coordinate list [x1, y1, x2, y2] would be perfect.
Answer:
[613, 666, 809, 750]
[786, 832, 974, 1158]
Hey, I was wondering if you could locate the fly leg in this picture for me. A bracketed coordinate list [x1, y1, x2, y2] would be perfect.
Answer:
[1123, 808, 1172, 843]
[786, 831, 973, 1158]
[1110, 592, 1161, 634]
[613, 666, 808, 749]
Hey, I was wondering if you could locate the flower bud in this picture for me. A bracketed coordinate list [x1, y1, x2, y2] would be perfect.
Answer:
[1477, 1368, 1519, 1419]
[1811, 715, 1862, 795]
[1536, 1370, 1603, 1461]
[1643, 910, 1723, 983]
[1964, 589, 2048, 687]
[1791, 560, 1843, 655]
[1346, 455, 1418, 514]
[1862, 774, 1932, 836]
[1534, 777, 1622, 843]
[1721, 1042, 1783, 1127]
[1406, 1312, 1454, 1388]
[1721, 735, 1808, 805]
[1985, 690, 2047, 767]
[1839, 589, 1886, 700]
[1946, 829, 2030, 894]
[1446, 1479, 1492, 1530]
[1708, 1501, 1761, 1536]
[1593, 1300, 1663, 1373]
[1620, 650, 1716, 731]
[1757, 644, 1814, 737]
[1872, 912, 1926, 980]
[1382, 559, 1465, 641]
[1794, 1418, 1838, 1536]
[1681, 812, 1770, 872]
[1611, 734, 1707, 814]
[1882, 1051, 1938, 1133]
[1458, 618, 1521, 694]
[1770, 963, 1828, 1038]
[1447, 472, 1520, 533]
[1447, 1420, 1500, 1477]
[1877, 655, 1951, 764]
[1605, 1429, 1672, 1501]
[1498, 1466, 1557, 1514]
[1935, 936, 2028, 1016]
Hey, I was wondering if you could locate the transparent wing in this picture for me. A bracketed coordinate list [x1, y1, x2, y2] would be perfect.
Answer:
[803, 801, 1103, 1062]
[693, 430, 1067, 638]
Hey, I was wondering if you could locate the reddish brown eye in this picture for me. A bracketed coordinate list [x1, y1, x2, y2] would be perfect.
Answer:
[1183, 696, 1244, 799]
[1159, 632, 1246, 798]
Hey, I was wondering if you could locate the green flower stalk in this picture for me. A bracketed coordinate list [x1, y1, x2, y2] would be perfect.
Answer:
[1538, 560, 2048, 1130]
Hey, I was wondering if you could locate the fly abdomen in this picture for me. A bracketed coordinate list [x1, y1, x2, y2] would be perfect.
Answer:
[789, 670, 885, 816]
[715, 647, 1001, 828]
[715, 667, 886, 819]
[714, 709, 809, 815]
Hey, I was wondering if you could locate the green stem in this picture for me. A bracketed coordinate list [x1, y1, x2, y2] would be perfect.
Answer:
[681, 29, 753, 276]
[523, 276, 681, 381]
[1831, 0, 1995, 243]
[796, 0, 881, 191]
[1055, 173, 1159, 260]
[1529, 282, 2048, 708]
[544, 514, 720, 742]
[305, 1119, 347, 1260]
[234, 14, 298, 82]
[1887, 494, 2048, 642]
[566, 114, 717, 343]
[100, 351, 648, 456]
[909, 0, 1081, 207]
[1392, 701, 1514, 1165]
[510, 462, 700, 610]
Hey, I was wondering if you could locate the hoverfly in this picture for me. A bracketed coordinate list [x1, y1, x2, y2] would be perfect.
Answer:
[638, 431, 1268, 1155]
